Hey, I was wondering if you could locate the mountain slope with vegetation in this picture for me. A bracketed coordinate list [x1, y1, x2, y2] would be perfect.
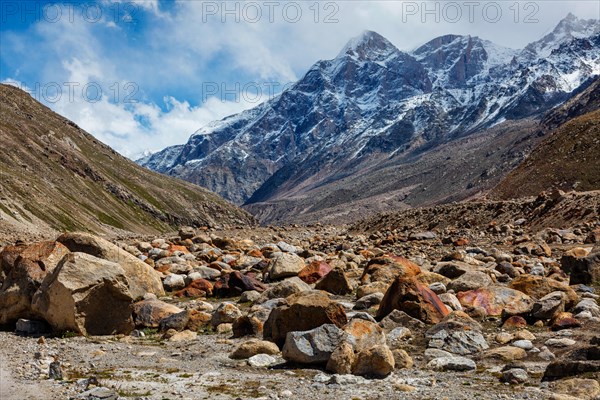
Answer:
[491, 78, 600, 199]
[0, 84, 255, 238]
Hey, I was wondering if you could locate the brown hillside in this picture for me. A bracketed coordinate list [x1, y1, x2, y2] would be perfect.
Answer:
[491, 109, 600, 199]
[0, 84, 255, 237]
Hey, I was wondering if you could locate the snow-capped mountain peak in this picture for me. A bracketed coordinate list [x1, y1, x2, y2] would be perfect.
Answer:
[412, 34, 518, 89]
[524, 13, 600, 58]
[139, 15, 599, 208]
[337, 30, 400, 61]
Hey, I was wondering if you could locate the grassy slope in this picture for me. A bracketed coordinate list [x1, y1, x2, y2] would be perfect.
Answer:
[491, 109, 600, 199]
[0, 84, 255, 235]
[491, 78, 600, 200]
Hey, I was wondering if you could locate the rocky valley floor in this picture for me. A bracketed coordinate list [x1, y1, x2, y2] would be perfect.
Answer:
[1, 192, 599, 400]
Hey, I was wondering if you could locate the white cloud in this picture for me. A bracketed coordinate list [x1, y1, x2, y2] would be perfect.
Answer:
[49, 85, 257, 159]
[1, 0, 598, 159]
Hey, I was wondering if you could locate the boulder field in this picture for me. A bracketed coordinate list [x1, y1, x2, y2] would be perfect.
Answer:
[1, 222, 599, 398]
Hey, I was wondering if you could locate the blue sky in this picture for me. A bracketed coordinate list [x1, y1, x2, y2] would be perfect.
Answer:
[1, 0, 599, 158]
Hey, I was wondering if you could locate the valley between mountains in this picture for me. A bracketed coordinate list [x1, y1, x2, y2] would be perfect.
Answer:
[140, 14, 599, 225]
[0, 12, 599, 400]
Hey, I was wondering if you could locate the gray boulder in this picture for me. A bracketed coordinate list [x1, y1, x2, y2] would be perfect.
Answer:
[282, 324, 346, 365]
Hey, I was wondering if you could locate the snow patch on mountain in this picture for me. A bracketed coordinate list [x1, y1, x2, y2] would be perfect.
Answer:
[138, 14, 600, 206]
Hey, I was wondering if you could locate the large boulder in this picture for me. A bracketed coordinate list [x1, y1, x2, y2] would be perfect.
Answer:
[352, 345, 395, 378]
[298, 261, 332, 284]
[561, 252, 600, 285]
[456, 286, 535, 317]
[263, 291, 347, 347]
[360, 256, 421, 285]
[132, 299, 183, 328]
[543, 346, 600, 380]
[315, 266, 353, 295]
[31, 253, 134, 335]
[426, 312, 489, 355]
[282, 324, 347, 365]
[376, 276, 449, 324]
[509, 275, 578, 308]
[0, 242, 70, 325]
[255, 277, 310, 304]
[266, 253, 305, 281]
[57, 232, 164, 298]
[447, 271, 492, 293]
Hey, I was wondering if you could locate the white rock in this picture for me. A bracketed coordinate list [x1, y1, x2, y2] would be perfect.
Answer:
[248, 354, 277, 368]
[545, 338, 576, 347]
[427, 356, 476, 371]
[512, 340, 534, 350]
[163, 274, 186, 291]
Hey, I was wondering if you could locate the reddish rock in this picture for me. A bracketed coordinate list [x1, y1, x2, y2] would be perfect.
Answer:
[212, 277, 229, 297]
[168, 244, 190, 254]
[186, 310, 212, 331]
[343, 318, 386, 352]
[551, 312, 582, 331]
[263, 291, 347, 347]
[298, 261, 332, 284]
[0, 243, 27, 274]
[457, 286, 534, 317]
[359, 250, 375, 259]
[502, 316, 528, 329]
[454, 238, 470, 246]
[156, 264, 170, 273]
[247, 249, 263, 258]
[360, 256, 421, 285]
[174, 279, 213, 298]
[376, 277, 449, 324]
[230, 271, 267, 292]
[214, 271, 267, 297]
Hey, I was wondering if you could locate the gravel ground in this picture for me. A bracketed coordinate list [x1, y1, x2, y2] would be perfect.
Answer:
[0, 330, 558, 400]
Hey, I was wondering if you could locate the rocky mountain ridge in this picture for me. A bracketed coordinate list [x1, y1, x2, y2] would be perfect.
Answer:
[139, 14, 599, 224]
